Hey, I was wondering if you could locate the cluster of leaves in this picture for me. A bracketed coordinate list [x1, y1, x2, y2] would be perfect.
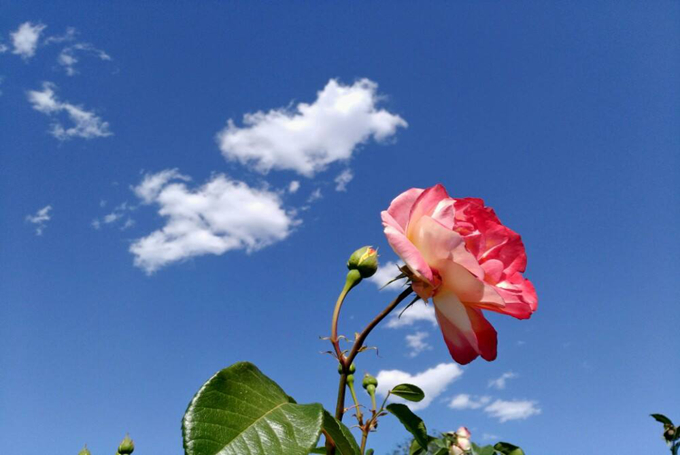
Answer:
[181, 361, 525, 455]
[651, 414, 680, 454]
[384, 391, 524, 455]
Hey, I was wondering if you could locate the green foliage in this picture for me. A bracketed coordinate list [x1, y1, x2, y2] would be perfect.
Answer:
[386, 403, 430, 451]
[182, 362, 358, 455]
[494, 442, 525, 455]
[653, 414, 675, 426]
[390, 384, 425, 402]
[472, 443, 497, 455]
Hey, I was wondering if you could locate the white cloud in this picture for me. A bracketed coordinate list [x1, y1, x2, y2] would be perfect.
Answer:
[488, 372, 518, 390]
[334, 168, 354, 192]
[484, 399, 541, 423]
[0, 43, 8, 53]
[11, 22, 46, 59]
[130, 170, 298, 273]
[57, 43, 111, 76]
[385, 300, 437, 329]
[405, 331, 432, 358]
[133, 169, 189, 203]
[44, 27, 77, 45]
[448, 394, 492, 410]
[368, 260, 406, 292]
[376, 363, 463, 411]
[307, 188, 323, 203]
[26, 205, 52, 235]
[27, 82, 112, 140]
[217, 78, 407, 177]
[288, 180, 300, 194]
[93, 202, 135, 229]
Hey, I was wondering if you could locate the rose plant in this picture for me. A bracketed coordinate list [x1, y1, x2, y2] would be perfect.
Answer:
[81, 184, 538, 455]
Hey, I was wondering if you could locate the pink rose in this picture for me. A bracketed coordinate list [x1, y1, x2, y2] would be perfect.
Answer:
[382, 184, 537, 364]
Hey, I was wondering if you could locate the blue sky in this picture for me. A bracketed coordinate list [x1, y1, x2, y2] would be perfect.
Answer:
[1, 2, 678, 454]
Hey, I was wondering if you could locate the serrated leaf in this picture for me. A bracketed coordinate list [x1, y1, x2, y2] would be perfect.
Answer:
[182, 362, 325, 455]
[651, 413, 674, 426]
[321, 410, 360, 455]
[494, 442, 525, 455]
[390, 384, 425, 402]
[386, 403, 430, 450]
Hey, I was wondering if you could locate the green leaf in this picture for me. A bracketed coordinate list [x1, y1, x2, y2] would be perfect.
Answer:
[321, 410, 360, 455]
[472, 443, 496, 455]
[651, 413, 674, 426]
[432, 449, 449, 455]
[494, 442, 525, 455]
[408, 438, 426, 455]
[309, 449, 325, 454]
[390, 384, 425, 402]
[182, 362, 325, 455]
[365, 450, 374, 455]
[386, 403, 430, 450]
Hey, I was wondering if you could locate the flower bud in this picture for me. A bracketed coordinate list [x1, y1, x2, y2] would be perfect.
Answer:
[362, 373, 378, 394]
[337, 362, 356, 374]
[664, 425, 677, 443]
[347, 246, 378, 279]
[117, 434, 135, 454]
[78, 445, 91, 455]
[452, 426, 471, 452]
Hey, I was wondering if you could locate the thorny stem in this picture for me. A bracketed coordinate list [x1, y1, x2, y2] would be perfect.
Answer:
[328, 285, 412, 455]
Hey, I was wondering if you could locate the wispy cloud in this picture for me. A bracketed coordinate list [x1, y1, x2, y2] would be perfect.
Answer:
[92, 202, 135, 230]
[57, 43, 111, 76]
[130, 170, 298, 274]
[448, 394, 492, 410]
[217, 78, 407, 177]
[334, 168, 354, 192]
[306, 188, 323, 203]
[26, 205, 52, 235]
[484, 399, 541, 423]
[376, 363, 463, 411]
[385, 300, 436, 329]
[488, 372, 518, 390]
[10, 22, 46, 59]
[405, 331, 432, 357]
[27, 82, 112, 140]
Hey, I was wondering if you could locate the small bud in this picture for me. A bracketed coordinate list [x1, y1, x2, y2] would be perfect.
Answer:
[78, 445, 91, 455]
[664, 425, 676, 443]
[337, 363, 356, 374]
[347, 246, 378, 279]
[118, 434, 135, 454]
[362, 373, 378, 391]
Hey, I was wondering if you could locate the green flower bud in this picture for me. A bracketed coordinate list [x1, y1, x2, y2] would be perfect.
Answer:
[362, 373, 378, 390]
[347, 374, 355, 385]
[78, 445, 91, 455]
[347, 246, 379, 279]
[337, 363, 356, 374]
[118, 434, 135, 454]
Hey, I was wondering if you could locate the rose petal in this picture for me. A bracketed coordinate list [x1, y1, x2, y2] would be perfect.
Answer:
[406, 184, 450, 237]
[433, 289, 498, 364]
[386, 188, 424, 231]
[434, 290, 480, 365]
[382, 219, 434, 284]
[410, 215, 484, 279]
